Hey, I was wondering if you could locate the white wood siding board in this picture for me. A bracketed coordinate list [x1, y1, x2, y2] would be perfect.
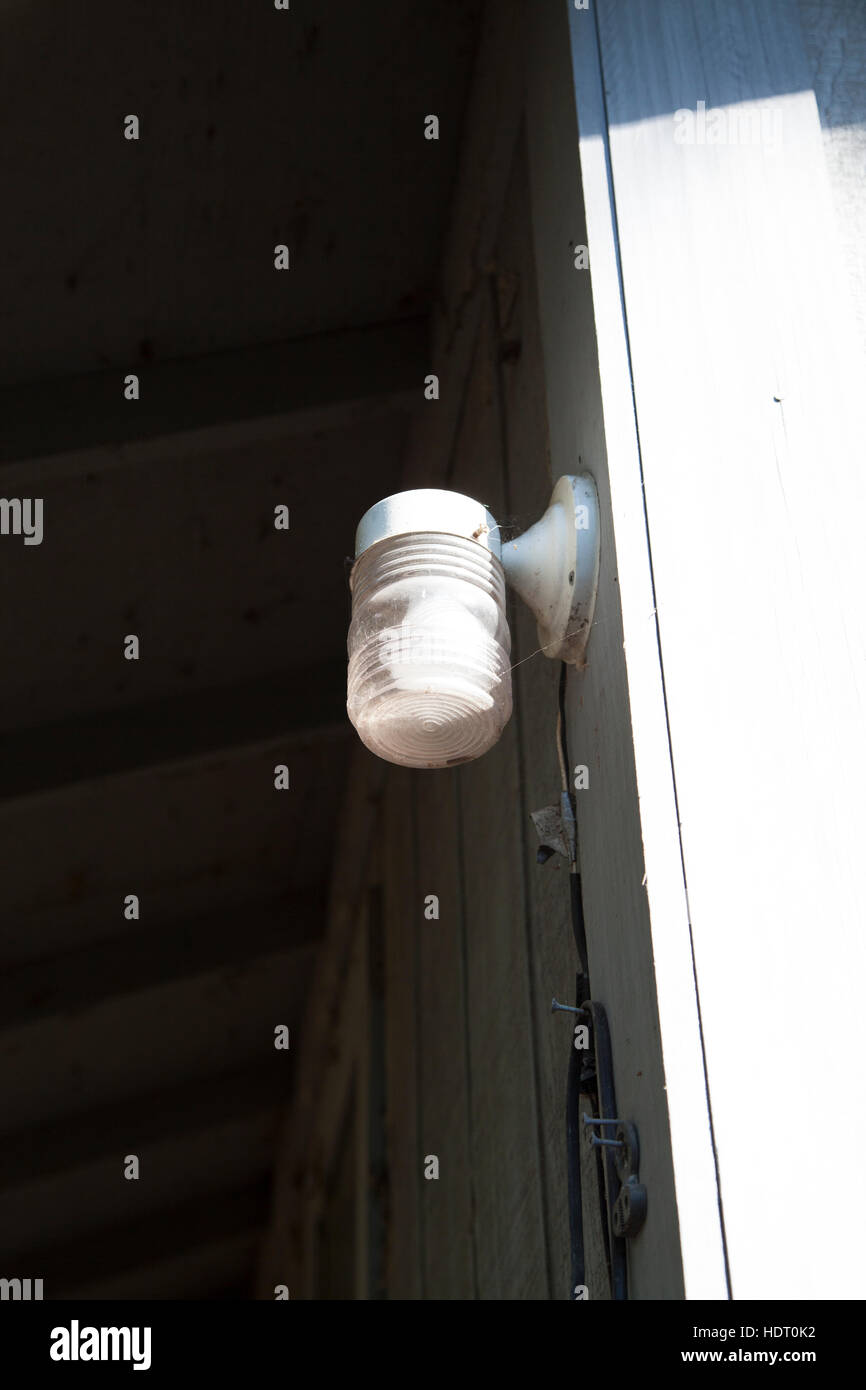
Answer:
[595, 0, 866, 1297]
[527, 1, 729, 1298]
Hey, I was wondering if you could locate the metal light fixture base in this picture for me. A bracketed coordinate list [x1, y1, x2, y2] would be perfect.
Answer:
[500, 473, 600, 668]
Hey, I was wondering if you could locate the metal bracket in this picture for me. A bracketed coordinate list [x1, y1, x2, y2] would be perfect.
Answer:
[501, 474, 600, 667]
[573, 1002, 648, 1296]
[612, 1174, 648, 1239]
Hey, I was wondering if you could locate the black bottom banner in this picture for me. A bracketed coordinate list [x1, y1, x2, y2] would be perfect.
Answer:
[0, 1299, 852, 1378]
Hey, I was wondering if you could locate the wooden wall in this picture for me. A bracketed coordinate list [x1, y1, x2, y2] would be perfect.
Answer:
[339, 136, 610, 1301]
[393, 156, 558, 1298]
[258, 122, 677, 1300]
[256, 1, 689, 1302]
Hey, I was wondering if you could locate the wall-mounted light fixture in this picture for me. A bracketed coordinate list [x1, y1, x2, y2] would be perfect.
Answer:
[346, 476, 599, 768]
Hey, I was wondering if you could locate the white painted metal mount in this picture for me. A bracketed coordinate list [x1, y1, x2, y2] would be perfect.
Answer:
[500, 473, 600, 667]
[354, 488, 501, 560]
[351, 475, 599, 668]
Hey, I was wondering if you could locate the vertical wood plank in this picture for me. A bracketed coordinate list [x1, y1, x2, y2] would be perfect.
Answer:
[449, 300, 550, 1300]
[382, 766, 423, 1298]
[353, 914, 370, 1300]
[365, 884, 388, 1299]
[255, 744, 386, 1298]
[415, 772, 476, 1298]
[401, 0, 526, 492]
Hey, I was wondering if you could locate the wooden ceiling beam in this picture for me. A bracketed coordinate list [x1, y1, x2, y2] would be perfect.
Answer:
[0, 890, 323, 1031]
[0, 660, 349, 803]
[0, 316, 427, 473]
[6, 1180, 271, 1296]
[0, 1063, 290, 1190]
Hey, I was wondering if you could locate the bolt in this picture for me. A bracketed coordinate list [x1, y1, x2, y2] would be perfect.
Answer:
[582, 1114, 623, 1128]
[551, 997, 587, 1016]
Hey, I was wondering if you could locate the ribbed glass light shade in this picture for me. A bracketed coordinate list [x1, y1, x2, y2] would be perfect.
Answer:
[347, 532, 512, 768]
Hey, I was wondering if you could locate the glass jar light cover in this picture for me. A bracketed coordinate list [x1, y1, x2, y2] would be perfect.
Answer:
[347, 490, 513, 769]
